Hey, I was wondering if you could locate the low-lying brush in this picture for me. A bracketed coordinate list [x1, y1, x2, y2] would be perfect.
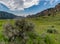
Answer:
[47, 26, 58, 34]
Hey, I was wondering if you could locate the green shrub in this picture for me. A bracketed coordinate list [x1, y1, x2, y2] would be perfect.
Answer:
[47, 26, 58, 34]
[3, 19, 40, 44]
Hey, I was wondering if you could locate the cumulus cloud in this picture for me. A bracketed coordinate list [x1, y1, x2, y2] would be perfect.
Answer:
[0, 0, 39, 10]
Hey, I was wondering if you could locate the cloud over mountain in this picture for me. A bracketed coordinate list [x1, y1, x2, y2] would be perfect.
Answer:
[0, 0, 39, 10]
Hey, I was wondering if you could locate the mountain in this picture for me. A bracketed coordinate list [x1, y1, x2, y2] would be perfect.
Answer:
[0, 11, 17, 19]
[27, 3, 60, 18]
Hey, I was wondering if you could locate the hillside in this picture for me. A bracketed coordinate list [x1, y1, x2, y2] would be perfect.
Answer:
[27, 3, 60, 18]
[0, 11, 17, 19]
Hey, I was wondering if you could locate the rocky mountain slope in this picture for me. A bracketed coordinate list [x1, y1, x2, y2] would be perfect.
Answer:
[27, 3, 60, 18]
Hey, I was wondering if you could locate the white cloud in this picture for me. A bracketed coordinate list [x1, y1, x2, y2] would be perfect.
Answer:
[50, 0, 58, 5]
[43, 0, 59, 5]
[0, 0, 39, 10]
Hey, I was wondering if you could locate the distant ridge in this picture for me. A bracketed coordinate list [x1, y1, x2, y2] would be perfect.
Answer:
[0, 11, 17, 19]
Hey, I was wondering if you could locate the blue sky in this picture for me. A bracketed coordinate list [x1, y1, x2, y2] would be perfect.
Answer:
[0, 0, 60, 16]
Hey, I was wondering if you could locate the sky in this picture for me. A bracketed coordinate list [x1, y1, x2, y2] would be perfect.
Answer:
[0, 0, 60, 16]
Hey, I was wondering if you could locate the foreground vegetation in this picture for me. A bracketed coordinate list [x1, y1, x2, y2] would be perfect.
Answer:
[0, 13, 60, 44]
[26, 12, 60, 44]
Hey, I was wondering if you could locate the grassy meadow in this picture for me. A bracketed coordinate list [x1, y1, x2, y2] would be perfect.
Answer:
[26, 12, 60, 44]
[0, 13, 60, 44]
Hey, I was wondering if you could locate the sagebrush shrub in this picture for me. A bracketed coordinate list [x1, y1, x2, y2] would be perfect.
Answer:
[47, 26, 58, 34]
[3, 19, 37, 44]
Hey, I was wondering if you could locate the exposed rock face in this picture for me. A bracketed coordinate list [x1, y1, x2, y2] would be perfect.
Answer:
[43, 8, 56, 16]
[55, 3, 60, 12]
